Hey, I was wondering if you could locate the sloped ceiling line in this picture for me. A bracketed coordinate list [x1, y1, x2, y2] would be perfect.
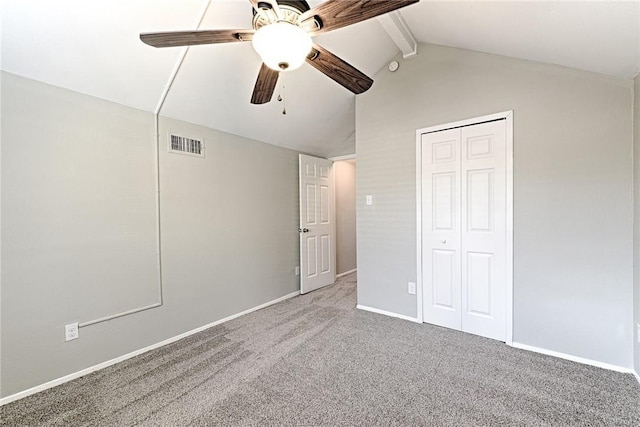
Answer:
[156, 0, 212, 115]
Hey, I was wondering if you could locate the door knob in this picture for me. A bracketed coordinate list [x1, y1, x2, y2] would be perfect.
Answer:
[442, 239, 447, 244]
[299, 228, 310, 233]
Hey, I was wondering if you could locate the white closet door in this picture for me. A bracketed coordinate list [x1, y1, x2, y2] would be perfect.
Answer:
[421, 119, 507, 342]
[461, 121, 507, 341]
[421, 128, 462, 331]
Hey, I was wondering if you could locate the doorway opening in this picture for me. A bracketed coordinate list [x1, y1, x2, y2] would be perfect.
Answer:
[298, 154, 357, 294]
[333, 157, 357, 278]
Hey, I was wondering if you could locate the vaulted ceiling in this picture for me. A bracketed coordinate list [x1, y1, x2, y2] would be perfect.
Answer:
[2, 0, 639, 157]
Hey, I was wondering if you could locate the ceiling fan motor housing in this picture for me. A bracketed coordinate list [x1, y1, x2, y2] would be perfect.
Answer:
[252, 0, 311, 29]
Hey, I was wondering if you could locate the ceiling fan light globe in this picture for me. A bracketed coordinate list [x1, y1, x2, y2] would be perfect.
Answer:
[252, 22, 312, 72]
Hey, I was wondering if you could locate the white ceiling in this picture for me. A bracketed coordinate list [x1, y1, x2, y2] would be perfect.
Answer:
[2, 0, 639, 157]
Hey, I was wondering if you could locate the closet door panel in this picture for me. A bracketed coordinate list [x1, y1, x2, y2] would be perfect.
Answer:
[461, 120, 507, 341]
[421, 129, 461, 330]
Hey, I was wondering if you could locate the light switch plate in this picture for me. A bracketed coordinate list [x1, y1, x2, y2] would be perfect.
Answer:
[366, 195, 373, 205]
[408, 282, 416, 295]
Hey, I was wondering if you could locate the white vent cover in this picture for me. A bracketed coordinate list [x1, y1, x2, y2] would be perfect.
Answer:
[169, 134, 204, 158]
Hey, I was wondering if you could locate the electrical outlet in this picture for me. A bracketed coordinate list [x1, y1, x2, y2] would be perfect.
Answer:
[65, 323, 79, 341]
[295, 266, 300, 276]
[366, 195, 373, 206]
[408, 282, 416, 295]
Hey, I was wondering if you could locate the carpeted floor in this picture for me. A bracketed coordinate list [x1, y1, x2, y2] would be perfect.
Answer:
[2, 272, 640, 426]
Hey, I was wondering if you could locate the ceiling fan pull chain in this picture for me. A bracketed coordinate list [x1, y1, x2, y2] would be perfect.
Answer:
[281, 76, 286, 115]
[282, 87, 286, 115]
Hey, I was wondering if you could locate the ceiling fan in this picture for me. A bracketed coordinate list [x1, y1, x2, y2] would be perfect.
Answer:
[140, 0, 419, 104]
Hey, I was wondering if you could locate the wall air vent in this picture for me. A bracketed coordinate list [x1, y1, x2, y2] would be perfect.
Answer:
[169, 134, 204, 158]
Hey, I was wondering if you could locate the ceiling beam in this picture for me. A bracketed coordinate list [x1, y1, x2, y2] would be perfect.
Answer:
[377, 11, 417, 59]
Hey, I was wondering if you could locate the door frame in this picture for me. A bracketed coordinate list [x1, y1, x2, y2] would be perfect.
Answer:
[415, 111, 514, 345]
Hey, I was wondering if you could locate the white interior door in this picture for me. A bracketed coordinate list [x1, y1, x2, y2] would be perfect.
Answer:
[299, 154, 335, 294]
[421, 119, 508, 341]
[460, 121, 507, 341]
[422, 128, 462, 330]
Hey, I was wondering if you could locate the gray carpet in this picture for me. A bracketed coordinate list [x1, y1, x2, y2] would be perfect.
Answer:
[2, 272, 639, 426]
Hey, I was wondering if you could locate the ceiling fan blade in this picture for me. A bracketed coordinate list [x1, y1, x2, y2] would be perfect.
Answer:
[299, 0, 419, 35]
[306, 43, 373, 95]
[140, 30, 254, 48]
[251, 63, 279, 104]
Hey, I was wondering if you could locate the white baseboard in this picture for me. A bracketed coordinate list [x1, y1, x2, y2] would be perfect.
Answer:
[336, 268, 357, 279]
[510, 342, 635, 375]
[0, 290, 300, 406]
[356, 304, 420, 323]
[633, 370, 640, 384]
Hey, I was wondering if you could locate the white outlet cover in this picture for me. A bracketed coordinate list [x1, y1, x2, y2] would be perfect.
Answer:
[65, 322, 79, 341]
[366, 195, 373, 205]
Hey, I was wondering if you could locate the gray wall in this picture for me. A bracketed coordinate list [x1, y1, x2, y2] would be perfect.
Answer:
[634, 73, 640, 375]
[335, 160, 356, 274]
[1, 72, 300, 397]
[356, 43, 634, 368]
